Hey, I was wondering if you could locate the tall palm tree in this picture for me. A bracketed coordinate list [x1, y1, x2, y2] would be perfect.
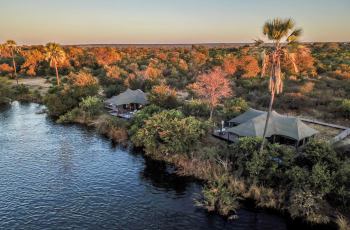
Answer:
[254, 18, 303, 155]
[5, 40, 20, 85]
[45, 43, 66, 88]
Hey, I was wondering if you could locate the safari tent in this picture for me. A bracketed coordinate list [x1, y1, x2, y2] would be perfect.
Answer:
[227, 110, 318, 147]
[228, 108, 267, 127]
[105, 88, 147, 111]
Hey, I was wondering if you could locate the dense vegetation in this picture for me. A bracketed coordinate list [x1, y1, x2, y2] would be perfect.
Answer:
[1, 39, 350, 228]
[0, 41, 349, 125]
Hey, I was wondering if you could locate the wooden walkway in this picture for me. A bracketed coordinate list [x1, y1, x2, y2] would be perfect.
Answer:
[212, 132, 238, 143]
[109, 111, 133, 119]
[328, 129, 350, 145]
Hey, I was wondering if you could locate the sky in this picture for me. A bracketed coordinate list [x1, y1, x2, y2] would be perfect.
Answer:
[1, 0, 349, 45]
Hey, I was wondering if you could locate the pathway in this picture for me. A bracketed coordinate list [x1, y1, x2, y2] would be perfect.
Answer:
[212, 131, 238, 143]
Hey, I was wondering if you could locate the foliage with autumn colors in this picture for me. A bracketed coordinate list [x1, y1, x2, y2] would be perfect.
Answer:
[1, 40, 350, 227]
[190, 68, 232, 119]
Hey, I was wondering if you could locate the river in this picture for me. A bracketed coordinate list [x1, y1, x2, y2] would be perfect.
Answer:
[0, 102, 333, 229]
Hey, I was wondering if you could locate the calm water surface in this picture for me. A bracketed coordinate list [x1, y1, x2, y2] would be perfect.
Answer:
[0, 102, 332, 229]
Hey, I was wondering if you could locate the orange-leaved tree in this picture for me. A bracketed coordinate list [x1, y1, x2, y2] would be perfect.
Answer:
[21, 49, 44, 76]
[92, 47, 120, 66]
[45, 43, 66, 88]
[193, 67, 232, 119]
[254, 18, 304, 154]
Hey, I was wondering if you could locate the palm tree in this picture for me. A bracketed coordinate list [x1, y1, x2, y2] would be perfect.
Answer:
[45, 43, 66, 88]
[5, 40, 20, 85]
[254, 18, 303, 155]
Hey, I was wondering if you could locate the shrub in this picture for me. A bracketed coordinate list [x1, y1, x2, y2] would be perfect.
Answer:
[43, 93, 78, 116]
[136, 110, 210, 157]
[276, 92, 309, 110]
[104, 84, 125, 98]
[194, 174, 242, 216]
[97, 116, 128, 145]
[79, 96, 102, 119]
[288, 190, 330, 224]
[0, 77, 15, 104]
[127, 105, 162, 146]
[57, 107, 84, 123]
[338, 99, 350, 119]
[232, 137, 294, 187]
[223, 97, 249, 118]
[303, 140, 340, 169]
[13, 84, 30, 95]
[147, 84, 180, 109]
[182, 99, 210, 118]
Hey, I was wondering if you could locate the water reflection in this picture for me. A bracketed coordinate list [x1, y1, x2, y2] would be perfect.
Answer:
[0, 102, 335, 230]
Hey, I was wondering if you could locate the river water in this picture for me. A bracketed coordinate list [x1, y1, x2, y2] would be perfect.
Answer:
[0, 102, 333, 229]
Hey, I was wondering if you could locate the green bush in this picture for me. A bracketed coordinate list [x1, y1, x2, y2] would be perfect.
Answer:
[303, 140, 340, 170]
[104, 84, 125, 98]
[79, 96, 102, 119]
[136, 109, 210, 157]
[195, 174, 242, 216]
[338, 99, 350, 119]
[43, 93, 78, 116]
[0, 77, 15, 104]
[126, 105, 162, 146]
[13, 84, 30, 95]
[182, 99, 210, 118]
[232, 136, 294, 187]
[57, 107, 84, 123]
[146, 84, 180, 109]
[288, 190, 329, 224]
[223, 97, 249, 118]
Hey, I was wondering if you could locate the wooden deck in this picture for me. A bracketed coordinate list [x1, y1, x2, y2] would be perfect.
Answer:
[109, 111, 133, 119]
[212, 131, 238, 143]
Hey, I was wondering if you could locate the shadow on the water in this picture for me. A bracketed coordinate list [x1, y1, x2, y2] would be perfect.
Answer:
[0, 103, 11, 113]
[127, 146, 196, 193]
[128, 147, 336, 230]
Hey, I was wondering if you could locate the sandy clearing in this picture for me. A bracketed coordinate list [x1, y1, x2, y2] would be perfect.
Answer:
[9, 77, 52, 94]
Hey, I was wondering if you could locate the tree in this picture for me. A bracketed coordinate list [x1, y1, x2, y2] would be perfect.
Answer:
[222, 55, 238, 76]
[236, 56, 260, 78]
[255, 18, 303, 155]
[0, 44, 10, 59]
[136, 110, 208, 157]
[45, 43, 66, 88]
[5, 40, 20, 85]
[193, 67, 232, 119]
[147, 84, 179, 109]
[21, 49, 44, 76]
[91, 47, 121, 66]
[0, 63, 14, 76]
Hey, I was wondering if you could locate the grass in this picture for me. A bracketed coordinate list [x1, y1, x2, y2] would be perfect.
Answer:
[336, 214, 350, 230]
[305, 122, 343, 141]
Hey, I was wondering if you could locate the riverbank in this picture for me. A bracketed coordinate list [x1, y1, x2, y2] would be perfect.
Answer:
[52, 104, 346, 230]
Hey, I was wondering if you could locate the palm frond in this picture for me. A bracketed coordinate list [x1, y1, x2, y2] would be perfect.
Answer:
[286, 28, 302, 42]
[282, 48, 299, 73]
